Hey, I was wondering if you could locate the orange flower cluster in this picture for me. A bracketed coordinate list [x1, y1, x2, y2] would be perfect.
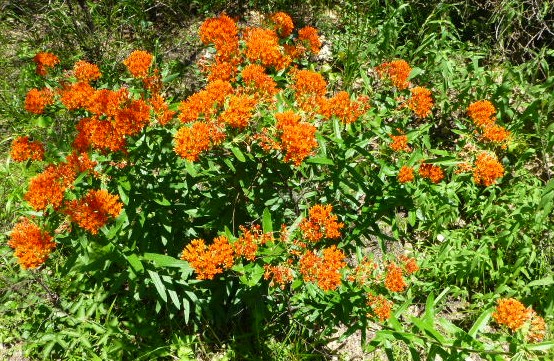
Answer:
[348, 258, 377, 285]
[400, 255, 419, 274]
[270, 12, 294, 37]
[408, 86, 433, 118]
[384, 262, 407, 292]
[293, 69, 327, 97]
[297, 26, 321, 54]
[241, 64, 279, 99]
[299, 204, 344, 242]
[174, 121, 215, 161]
[123, 50, 153, 78]
[219, 95, 257, 128]
[397, 165, 414, 183]
[64, 189, 123, 234]
[481, 123, 510, 144]
[74, 60, 101, 82]
[10, 136, 45, 162]
[59, 81, 95, 110]
[25, 88, 54, 114]
[419, 162, 445, 183]
[390, 134, 410, 152]
[264, 264, 295, 288]
[178, 80, 233, 123]
[320, 92, 370, 123]
[275, 111, 318, 165]
[299, 246, 346, 291]
[233, 225, 272, 261]
[33, 52, 59, 76]
[368, 294, 393, 322]
[468, 100, 496, 126]
[199, 14, 239, 61]
[244, 27, 290, 69]
[8, 218, 56, 269]
[492, 298, 530, 331]
[180, 236, 235, 280]
[527, 310, 547, 343]
[376, 60, 412, 90]
[473, 152, 504, 186]
[150, 93, 176, 125]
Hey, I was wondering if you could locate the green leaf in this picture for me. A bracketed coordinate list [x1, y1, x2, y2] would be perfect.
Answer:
[126, 253, 144, 274]
[306, 157, 334, 165]
[230, 146, 246, 162]
[167, 288, 181, 310]
[468, 308, 492, 338]
[143, 253, 192, 271]
[528, 275, 554, 287]
[147, 270, 167, 303]
[526, 341, 554, 351]
[262, 208, 273, 234]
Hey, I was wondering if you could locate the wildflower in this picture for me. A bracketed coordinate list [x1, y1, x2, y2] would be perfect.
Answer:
[400, 255, 419, 275]
[64, 189, 123, 234]
[293, 69, 327, 97]
[150, 93, 176, 126]
[245, 27, 290, 69]
[142, 68, 163, 94]
[33, 52, 59, 76]
[398, 166, 415, 183]
[275, 111, 317, 166]
[390, 134, 410, 152]
[297, 26, 321, 54]
[59, 81, 95, 110]
[348, 258, 377, 286]
[481, 123, 510, 144]
[123, 50, 153, 78]
[419, 162, 444, 183]
[241, 64, 278, 99]
[368, 294, 393, 322]
[299, 246, 346, 291]
[270, 12, 294, 37]
[73, 60, 101, 82]
[455, 162, 473, 174]
[219, 94, 257, 128]
[264, 264, 295, 288]
[199, 14, 239, 61]
[10, 136, 45, 162]
[492, 298, 530, 331]
[25, 167, 69, 210]
[65, 151, 98, 177]
[408, 86, 433, 118]
[234, 225, 272, 261]
[174, 122, 213, 161]
[321, 92, 370, 123]
[384, 262, 407, 292]
[114, 99, 151, 136]
[8, 218, 56, 269]
[25, 88, 54, 114]
[73, 117, 126, 152]
[473, 152, 504, 186]
[376, 60, 412, 90]
[527, 310, 547, 343]
[178, 80, 233, 123]
[204, 59, 237, 83]
[468, 100, 496, 126]
[299, 204, 344, 242]
[180, 236, 235, 280]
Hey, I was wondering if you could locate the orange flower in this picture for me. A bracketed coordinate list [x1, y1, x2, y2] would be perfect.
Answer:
[270, 12, 294, 37]
[73, 117, 126, 152]
[204, 59, 237, 83]
[233, 225, 272, 261]
[455, 162, 473, 174]
[320, 92, 370, 123]
[33, 52, 59, 76]
[8, 218, 56, 269]
[25, 165, 73, 211]
[390, 134, 410, 152]
[123, 50, 153, 78]
[86, 88, 129, 117]
[492, 298, 531, 331]
[481, 124, 510, 144]
[398, 166, 415, 183]
[293, 69, 327, 97]
[10, 136, 45, 162]
[275, 111, 317, 166]
[408, 86, 433, 118]
[368, 294, 393, 322]
[25, 88, 54, 114]
[527, 310, 547, 343]
[199, 14, 239, 61]
[468, 100, 496, 126]
[219, 94, 257, 128]
[348, 258, 377, 286]
[241, 64, 278, 99]
[178, 80, 233, 123]
[59, 81, 95, 110]
[299, 246, 346, 291]
[400, 255, 419, 275]
[376, 60, 412, 90]
[264, 264, 295, 288]
[180, 236, 235, 280]
[174, 122, 213, 161]
[297, 26, 321, 54]
[300, 204, 344, 242]
[384, 262, 407, 292]
[73, 60, 101, 82]
[245, 27, 290, 69]
[419, 162, 444, 183]
[473, 152, 504, 186]
[150, 93, 176, 126]
[64, 189, 123, 234]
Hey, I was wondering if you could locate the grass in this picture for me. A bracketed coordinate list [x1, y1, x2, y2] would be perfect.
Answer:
[0, 0, 553, 360]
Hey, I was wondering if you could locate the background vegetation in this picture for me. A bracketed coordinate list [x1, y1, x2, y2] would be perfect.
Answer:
[1, 0, 553, 360]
